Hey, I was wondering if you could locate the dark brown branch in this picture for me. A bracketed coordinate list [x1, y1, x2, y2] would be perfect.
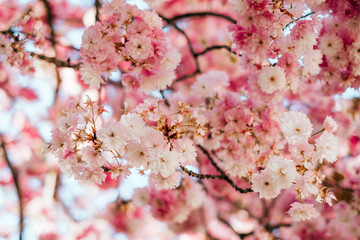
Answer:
[41, 0, 62, 100]
[3, 27, 80, 51]
[31, 53, 80, 69]
[161, 14, 239, 84]
[41, 0, 55, 46]
[174, 70, 200, 83]
[197, 145, 224, 174]
[1, 138, 23, 240]
[163, 12, 236, 24]
[160, 14, 239, 85]
[165, 20, 200, 72]
[311, 128, 324, 137]
[2, 29, 80, 70]
[195, 45, 234, 57]
[265, 223, 291, 232]
[284, 11, 315, 30]
[95, 0, 101, 22]
[160, 90, 170, 107]
[180, 165, 225, 180]
[161, 16, 235, 83]
[295, 11, 315, 21]
[197, 145, 253, 194]
[160, 14, 201, 83]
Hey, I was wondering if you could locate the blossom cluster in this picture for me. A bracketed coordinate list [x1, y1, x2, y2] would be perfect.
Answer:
[3, 0, 360, 239]
[189, 71, 282, 179]
[252, 111, 339, 221]
[228, 0, 360, 96]
[79, 0, 181, 92]
[49, 95, 206, 190]
[0, 7, 55, 75]
[0, 31, 35, 75]
[184, 71, 341, 222]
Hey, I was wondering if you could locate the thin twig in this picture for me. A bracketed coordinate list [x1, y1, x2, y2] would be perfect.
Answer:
[160, 90, 170, 107]
[265, 223, 291, 232]
[195, 45, 233, 57]
[284, 11, 315, 30]
[31, 53, 80, 69]
[160, 14, 238, 84]
[41, 0, 55, 47]
[174, 70, 200, 83]
[163, 12, 236, 24]
[162, 18, 200, 71]
[180, 165, 225, 180]
[311, 128, 324, 137]
[41, 0, 62, 100]
[162, 17, 234, 83]
[2, 28, 80, 70]
[2, 28, 80, 51]
[160, 14, 239, 85]
[197, 145, 253, 194]
[95, 0, 101, 22]
[1, 137, 23, 240]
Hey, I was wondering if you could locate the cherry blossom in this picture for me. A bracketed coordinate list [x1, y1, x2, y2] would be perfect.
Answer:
[1, 0, 360, 239]
[257, 66, 286, 94]
[280, 111, 313, 145]
[266, 155, 300, 189]
[252, 170, 281, 199]
[314, 131, 340, 164]
[288, 202, 319, 222]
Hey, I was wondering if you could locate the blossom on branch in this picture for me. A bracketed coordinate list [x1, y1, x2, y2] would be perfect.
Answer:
[288, 202, 319, 222]
[2, 0, 360, 239]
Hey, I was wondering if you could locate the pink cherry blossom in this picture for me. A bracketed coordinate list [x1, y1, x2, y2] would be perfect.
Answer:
[266, 155, 300, 189]
[323, 116, 338, 133]
[2, 0, 360, 239]
[314, 131, 339, 164]
[257, 66, 286, 94]
[280, 111, 313, 145]
[288, 202, 319, 222]
[252, 170, 281, 199]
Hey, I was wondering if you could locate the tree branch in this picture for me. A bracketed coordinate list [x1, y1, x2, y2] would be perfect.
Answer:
[41, 0, 55, 47]
[1, 138, 23, 240]
[31, 53, 80, 69]
[174, 70, 201, 83]
[197, 145, 253, 194]
[195, 45, 233, 57]
[161, 14, 235, 83]
[160, 90, 170, 107]
[1, 28, 80, 70]
[95, 0, 101, 22]
[161, 18, 201, 73]
[180, 165, 226, 180]
[163, 12, 236, 24]
[284, 11, 315, 30]
[311, 128, 324, 137]
[265, 223, 291, 232]
[41, 0, 62, 100]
